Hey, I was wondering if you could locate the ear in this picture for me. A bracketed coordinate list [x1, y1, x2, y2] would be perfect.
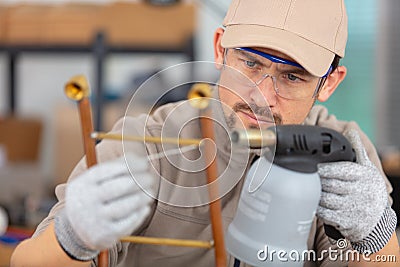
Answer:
[214, 28, 225, 69]
[317, 65, 347, 102]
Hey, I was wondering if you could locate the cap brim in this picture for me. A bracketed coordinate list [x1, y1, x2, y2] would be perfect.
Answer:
[221, 24, 334, 77]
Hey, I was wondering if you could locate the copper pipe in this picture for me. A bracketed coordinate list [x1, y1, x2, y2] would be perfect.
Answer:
[64, 79, 224, 267]
[189, 83, 227, 267]
[187, 83, 212, 109]
[65, 75, 109, 267]
[91, 132, 202, 146]
[200, 114, 227, 267]
[120, 236, 213, 249]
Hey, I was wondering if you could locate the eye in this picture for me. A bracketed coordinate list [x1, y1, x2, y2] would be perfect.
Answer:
[287, 73, 300, 81]
[243, 60, 257, 68]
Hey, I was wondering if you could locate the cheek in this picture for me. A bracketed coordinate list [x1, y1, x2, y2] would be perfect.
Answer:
[218, 86, 240, 108]
[278, 99, 315, 124]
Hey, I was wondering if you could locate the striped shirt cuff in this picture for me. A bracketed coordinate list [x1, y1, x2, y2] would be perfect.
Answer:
[351, 206, 397, 254]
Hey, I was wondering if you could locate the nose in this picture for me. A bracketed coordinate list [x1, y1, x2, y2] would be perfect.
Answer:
[249, 75, 277, 107]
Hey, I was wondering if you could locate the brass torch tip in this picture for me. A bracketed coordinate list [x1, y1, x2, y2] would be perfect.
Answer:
[187, 83, 212, 109]
[230, 129, 277, 148]
[65, 75, 90, 101]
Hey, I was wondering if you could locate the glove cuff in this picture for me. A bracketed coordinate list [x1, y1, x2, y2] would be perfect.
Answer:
[54, 210, 100, 261]
[351, 205, 397, 254]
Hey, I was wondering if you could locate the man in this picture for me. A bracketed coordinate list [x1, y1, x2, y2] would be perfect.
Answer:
[11, 0, 399, 266]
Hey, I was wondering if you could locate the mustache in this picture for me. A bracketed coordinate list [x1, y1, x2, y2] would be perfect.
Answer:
[232, 102, 282, 124]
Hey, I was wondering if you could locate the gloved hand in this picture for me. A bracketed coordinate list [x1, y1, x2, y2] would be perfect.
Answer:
[55, 153, 156, 261]
[317, 129, 397, 254]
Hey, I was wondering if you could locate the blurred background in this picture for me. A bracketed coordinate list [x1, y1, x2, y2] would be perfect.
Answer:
[0, 0, 399, 264]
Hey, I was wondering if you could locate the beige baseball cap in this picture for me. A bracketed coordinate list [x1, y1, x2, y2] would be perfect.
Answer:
[221, 0, 348, 77]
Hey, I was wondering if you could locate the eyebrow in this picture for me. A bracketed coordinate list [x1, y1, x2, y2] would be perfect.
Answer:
[235, 49, 311, 76]
[235, 49, 272, 68]
[237, 47, 332, 77]
[277, 65, 313, 77]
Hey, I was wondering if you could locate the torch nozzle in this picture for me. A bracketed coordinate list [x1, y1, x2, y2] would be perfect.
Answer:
[230, 129, 276, 148]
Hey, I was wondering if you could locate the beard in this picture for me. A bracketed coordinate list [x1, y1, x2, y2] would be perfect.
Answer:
[226, 102, 282, 129]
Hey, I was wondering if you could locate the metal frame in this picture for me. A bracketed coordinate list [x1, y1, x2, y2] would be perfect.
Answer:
[0, 31, 195, 130]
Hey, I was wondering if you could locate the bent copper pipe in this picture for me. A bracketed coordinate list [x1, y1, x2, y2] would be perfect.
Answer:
[189, 83, 227, 267]
[64, 79, 226, 267]
[65, 75, 109, 267]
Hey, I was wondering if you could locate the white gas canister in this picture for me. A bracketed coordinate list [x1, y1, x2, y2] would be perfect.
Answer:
[226, 157, 321, 266]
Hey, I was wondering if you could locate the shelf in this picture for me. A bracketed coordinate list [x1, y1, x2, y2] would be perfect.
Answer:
[0, 2, 197, 130]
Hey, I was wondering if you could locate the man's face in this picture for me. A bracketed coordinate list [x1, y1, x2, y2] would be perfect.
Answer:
[217, 47, 317, 129]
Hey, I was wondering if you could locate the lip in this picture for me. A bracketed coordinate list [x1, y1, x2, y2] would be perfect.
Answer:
[238, 111, 274, 124]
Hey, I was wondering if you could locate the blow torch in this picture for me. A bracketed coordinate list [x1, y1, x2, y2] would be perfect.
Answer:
[226, 125, 356, 266]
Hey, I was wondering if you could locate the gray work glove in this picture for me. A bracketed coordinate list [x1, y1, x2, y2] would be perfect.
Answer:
[55, 153, 156, 261]
[317, 129, 397, 254]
